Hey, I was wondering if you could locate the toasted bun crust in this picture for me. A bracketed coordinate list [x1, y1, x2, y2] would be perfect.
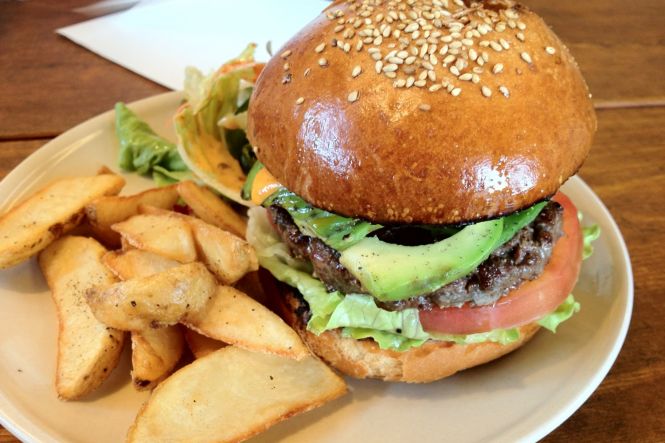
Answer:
[247, 1, 596, 224]
[279, 288, 540, 383]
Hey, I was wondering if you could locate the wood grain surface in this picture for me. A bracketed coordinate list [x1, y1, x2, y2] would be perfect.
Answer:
[1, 0, 664, 442]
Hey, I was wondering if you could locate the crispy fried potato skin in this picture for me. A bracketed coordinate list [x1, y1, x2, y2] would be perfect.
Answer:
[127, 347, 347, 443]
[38, 236, 126, 400]
[138, 205, 258, 284]
[85, 185, 179, 248]
[0, 174, 124, 269]
[185, 286, 309, 360]
[177, 180, 247, 238]
[86, 262, 217, 331]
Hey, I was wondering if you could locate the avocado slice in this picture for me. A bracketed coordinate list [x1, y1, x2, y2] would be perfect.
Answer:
[339, 219, 503, 302]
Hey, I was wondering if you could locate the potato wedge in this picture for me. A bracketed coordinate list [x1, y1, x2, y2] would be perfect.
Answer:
[138, 206, 258, 284]
[185, 286, 309, 360]
[38, 236, 125, 400]
[86, 262, 217, 331]
[85, 185, 179, 247]
[131, 326, 185, 391]
[101, 249, 184, 390]
[183, 329, 225, 359]
[112, 214, 197, 263]
[127, 347, 347, 443]
[0, 174, 124, 269]
[177, 180, 247, 238]
[188, 217, 258, 284]
[102, 249, 180, 281]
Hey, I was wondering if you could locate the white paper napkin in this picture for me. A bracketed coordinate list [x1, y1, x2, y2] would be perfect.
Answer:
[58, 0, 328, 90]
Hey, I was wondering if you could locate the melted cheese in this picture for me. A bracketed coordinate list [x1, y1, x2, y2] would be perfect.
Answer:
[251, 167, 282, 205]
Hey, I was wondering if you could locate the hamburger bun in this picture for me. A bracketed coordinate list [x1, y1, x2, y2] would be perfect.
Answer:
[247, 0, 596, 224]
[279, 287, 540, 383]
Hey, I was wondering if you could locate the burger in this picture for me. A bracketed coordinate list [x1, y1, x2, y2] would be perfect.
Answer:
[220, 0, 598, 382]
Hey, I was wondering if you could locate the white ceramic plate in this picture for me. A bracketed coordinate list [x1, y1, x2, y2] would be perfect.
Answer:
[0, 92, 633, 443]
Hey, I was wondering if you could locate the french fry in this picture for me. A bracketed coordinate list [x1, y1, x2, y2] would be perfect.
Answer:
[138, 205, 258, 284]
[184, 286, 309, 360]
[112, 214, 197, 263]
[102, 249, 185, 391]
[85, 185, 179, 247]
[38, 236, 125, 400]
[102, 249, 180, 281]
[0, 174, 124, 269]
[131, 326, 185, 391]
[183, 329, 225, 359]
[127, 347, 347, 443]
[85, 262, 217, 331]
[176, 180, 247, 238]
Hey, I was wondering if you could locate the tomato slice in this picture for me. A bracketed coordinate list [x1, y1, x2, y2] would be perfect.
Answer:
[419, 193, 583, 335]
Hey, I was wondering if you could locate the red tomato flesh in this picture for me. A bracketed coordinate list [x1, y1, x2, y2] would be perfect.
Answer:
[419, 193, 583, 335]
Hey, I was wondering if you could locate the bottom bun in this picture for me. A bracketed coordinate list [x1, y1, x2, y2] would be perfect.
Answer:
[278, 287, 541, 383]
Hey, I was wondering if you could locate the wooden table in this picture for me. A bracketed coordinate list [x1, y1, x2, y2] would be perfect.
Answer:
[1, 1, 664, 441]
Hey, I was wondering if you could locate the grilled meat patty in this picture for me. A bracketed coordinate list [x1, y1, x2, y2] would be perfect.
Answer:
[267, 201, 564, 311]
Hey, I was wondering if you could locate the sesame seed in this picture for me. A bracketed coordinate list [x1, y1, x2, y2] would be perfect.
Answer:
[318, 58, 328, 67]
[517, 21, 527, 30]
[383, 63, 398, 72]
[499, 85, 510, 97]
[414, 79, 427, 87]
[451, 87, 462, 96]
[283, 63, 290, 71]
[405, 23, 419, 33]
[459, 73, 473, 81]
[450, 66, 460, 76]
[471, 73, 480, 83]
[516, 32, 525, 42]
[280, 50, 292, 59]
[443, 54, 456, 65]
[296, 97, 304, 105]
[481, 85, 492, 97]
[428, 70, 437, 81]
[375, 60, 384, 73]
[545, 46, 556, 55]
[394, 78, 407, 88]
[315, 43, 326, 53]
[520, 51, 532, 64]
[489, 41, 503, 52]
[304, 68, 311, 77]
[499, 38, 510, 49]
[429, 84, 442, 92]
[348, 90, 359, 103]
[492, 63, 504, 74]
[406, 76, 415, 87]
[388, 56, 404, 64]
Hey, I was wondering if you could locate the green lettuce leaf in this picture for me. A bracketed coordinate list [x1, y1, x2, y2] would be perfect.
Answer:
[582, 224, 601, 260]
[537, 294, 580, 332]
[175, 45, 261, 205]
[247, 207, 581, 352]
[115, 102, 189, 177]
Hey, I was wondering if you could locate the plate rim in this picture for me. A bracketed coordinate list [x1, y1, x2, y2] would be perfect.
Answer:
[0, 92, 634, 443]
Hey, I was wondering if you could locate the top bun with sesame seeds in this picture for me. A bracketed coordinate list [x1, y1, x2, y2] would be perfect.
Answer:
[247, 0, 596, 224]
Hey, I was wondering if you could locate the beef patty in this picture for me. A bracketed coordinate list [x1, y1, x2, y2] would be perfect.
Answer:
[267, 201, 564, 311]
